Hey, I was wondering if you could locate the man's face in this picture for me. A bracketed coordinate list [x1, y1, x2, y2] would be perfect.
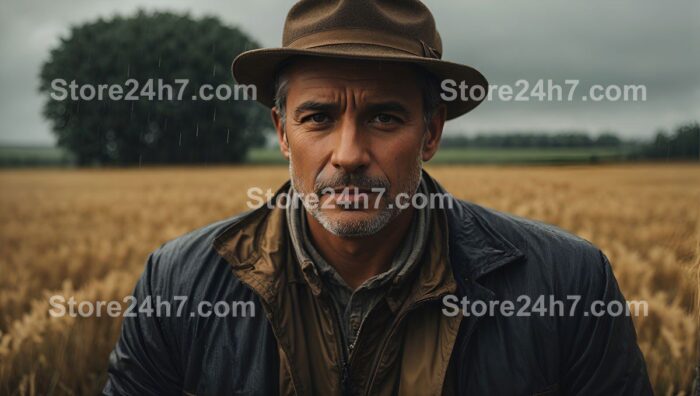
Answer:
[272, 57, 444, 237]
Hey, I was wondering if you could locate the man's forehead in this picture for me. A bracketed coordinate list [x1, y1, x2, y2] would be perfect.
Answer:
[283, 57, 422, 101]
[285, 57, 419, 77]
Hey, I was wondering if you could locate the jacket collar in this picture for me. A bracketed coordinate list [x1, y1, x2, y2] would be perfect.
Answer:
[212, 171, 526, 305]
[412, 172, 526, 287]
[212, 189, 289, 305]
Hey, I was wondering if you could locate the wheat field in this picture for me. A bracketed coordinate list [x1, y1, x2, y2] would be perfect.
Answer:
[1, 164, 698, 395]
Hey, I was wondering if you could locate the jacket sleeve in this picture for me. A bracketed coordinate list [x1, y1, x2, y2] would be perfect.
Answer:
[560, 251, 653, 395]
[103, 250, 182, 396]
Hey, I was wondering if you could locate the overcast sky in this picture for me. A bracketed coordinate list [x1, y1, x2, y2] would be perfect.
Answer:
[1, 0, 698, 144]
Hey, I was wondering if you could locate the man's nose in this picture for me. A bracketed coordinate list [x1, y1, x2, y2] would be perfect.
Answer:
[330, 120, 370, 173]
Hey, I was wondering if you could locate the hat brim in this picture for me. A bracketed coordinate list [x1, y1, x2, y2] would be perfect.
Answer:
[232, 44, 488, 120]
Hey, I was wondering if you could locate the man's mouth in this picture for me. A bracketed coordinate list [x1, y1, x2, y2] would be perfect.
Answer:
[332, 186, 373, 195]
[319, 186, 381, 211]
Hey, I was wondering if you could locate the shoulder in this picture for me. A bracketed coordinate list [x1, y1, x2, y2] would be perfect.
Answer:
[141, 210, 254, 301]
[463, 199, 599, 256]
[453, 199, 610, 294]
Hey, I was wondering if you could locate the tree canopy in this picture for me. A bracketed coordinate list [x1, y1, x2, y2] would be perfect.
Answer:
[39, 11, 269, 165]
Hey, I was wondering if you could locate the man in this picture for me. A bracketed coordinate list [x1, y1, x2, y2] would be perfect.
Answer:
[104, 0, 652, 395]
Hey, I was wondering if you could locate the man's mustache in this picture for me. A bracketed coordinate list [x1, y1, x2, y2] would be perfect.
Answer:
[313, 172, 390, 195]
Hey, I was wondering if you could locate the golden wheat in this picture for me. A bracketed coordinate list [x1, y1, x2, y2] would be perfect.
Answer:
[1, 164, 698, 395]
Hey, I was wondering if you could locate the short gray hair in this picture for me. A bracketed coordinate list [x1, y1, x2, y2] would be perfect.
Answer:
[273, 60, 442, 130]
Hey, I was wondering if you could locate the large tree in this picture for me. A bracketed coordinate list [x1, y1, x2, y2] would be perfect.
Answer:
[39, 11, 269, 165]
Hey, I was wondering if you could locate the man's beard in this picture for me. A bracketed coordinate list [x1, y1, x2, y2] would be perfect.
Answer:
[289, 149, 423, 238]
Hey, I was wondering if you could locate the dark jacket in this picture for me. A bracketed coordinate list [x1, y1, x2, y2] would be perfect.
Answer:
[103, 172, 652, 395]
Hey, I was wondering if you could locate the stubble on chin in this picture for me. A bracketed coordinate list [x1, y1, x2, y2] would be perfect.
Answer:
[288, 149, 424, 238]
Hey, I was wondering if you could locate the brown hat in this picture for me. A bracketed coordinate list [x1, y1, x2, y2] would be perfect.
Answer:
[232, 0, 488, 120]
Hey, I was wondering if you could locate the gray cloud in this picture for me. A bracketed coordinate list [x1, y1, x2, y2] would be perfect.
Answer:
[1, 0, 698, 144]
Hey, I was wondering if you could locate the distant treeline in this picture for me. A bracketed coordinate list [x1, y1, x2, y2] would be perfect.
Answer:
[441, 121, 700, 160]
[644, 122, 700, 159]
[441, 132, 623, 148]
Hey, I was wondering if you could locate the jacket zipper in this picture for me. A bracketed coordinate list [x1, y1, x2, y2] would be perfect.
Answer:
[325, 296, 351, 395]
[231, 272, 301, 395]
[261, 300, 301, 395]
[362, 295, 445, 396]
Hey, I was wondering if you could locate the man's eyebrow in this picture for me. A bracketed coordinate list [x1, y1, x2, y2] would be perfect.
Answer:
[293, 101, 336, 119]
[364, 101, 410, 115]
[292, 100, 411, 119]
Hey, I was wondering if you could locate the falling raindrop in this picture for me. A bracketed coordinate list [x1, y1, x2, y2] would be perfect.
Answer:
[226, 128, 230, 144]
[212, 65, 216, 77]
[179, 131, 182, 146]
[212, 108, 217, 122]
[196, 123, 199, 137]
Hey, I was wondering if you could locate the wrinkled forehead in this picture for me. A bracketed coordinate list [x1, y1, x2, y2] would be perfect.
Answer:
[281, 57, 423, 103]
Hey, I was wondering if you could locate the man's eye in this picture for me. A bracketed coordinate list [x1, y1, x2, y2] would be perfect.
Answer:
[304, 113, 330, 123]
[372, 113, 398, 124]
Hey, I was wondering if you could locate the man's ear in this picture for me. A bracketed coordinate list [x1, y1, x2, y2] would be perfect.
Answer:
[271, 107, 290, 160]
[421, 103, 447, 162]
